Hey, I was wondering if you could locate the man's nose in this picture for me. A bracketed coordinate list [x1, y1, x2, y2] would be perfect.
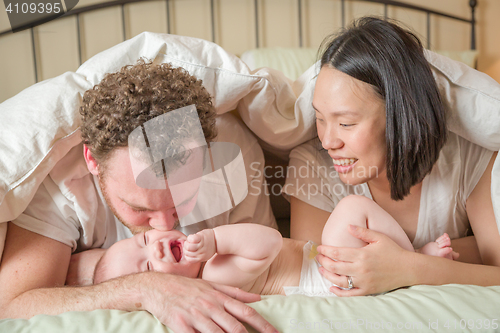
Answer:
[321, 125, 343, 151]
[149, 209, 178, 231]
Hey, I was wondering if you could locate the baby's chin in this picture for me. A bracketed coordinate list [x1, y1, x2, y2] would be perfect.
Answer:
[180, 259, 203, 279]
[186, 262, 203, 279]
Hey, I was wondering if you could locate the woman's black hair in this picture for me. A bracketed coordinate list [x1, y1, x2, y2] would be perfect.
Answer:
[320, 17, 447, 200]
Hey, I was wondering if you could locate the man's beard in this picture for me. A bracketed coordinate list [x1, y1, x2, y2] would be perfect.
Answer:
[98, 174, 153, 235]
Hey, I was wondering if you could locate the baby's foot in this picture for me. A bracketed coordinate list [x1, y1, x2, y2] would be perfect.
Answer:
[417, 233, 459, 260]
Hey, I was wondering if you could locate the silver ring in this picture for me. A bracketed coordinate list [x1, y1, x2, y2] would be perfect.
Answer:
[347, 276, 354, 289]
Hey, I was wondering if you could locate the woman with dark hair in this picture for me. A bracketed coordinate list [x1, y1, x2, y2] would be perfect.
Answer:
[283, 17, 500, 295]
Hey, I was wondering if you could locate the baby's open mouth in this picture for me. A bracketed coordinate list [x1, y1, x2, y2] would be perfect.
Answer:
[171, 241, 182, 262]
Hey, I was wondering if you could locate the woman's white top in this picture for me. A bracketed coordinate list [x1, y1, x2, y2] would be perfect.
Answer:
[283, 132, 494, 249]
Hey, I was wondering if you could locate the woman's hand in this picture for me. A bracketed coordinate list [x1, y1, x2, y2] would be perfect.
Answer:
[316, 225, 416, 296]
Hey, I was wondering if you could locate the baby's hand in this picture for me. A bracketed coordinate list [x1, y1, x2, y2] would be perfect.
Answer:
[184, 229, 216, 262]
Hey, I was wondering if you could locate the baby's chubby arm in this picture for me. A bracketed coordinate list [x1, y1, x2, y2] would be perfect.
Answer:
[184, 224, 283, 287]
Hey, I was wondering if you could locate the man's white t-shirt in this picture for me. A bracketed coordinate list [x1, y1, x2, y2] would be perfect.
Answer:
[13, 114, 276, 252]
[283, 132, 494, 249]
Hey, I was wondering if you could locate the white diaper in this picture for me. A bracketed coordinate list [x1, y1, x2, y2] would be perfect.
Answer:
[283, 241, 337, 297]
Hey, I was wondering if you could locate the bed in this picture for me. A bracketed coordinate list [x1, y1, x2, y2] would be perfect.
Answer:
[1, 1, 500, 332]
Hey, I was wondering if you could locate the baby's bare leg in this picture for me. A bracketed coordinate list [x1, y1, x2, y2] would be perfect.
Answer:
[321, 195, 414, 252]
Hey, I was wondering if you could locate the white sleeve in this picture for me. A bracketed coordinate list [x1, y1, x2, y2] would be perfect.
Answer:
[283, 141, 337, 212]
[11, 176, 81, 251]
[460, 137, 495, 200]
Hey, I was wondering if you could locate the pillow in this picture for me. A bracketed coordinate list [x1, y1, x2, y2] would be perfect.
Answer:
[240, 48, 479, 78]
[240, 47, 318, 81]
[434, 50, 479, 69]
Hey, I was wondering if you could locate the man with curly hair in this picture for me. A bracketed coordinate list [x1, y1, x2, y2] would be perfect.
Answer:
[0, 61, 277, 333]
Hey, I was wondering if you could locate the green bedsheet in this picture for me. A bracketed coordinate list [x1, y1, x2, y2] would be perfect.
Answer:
[2, 284, 499, 333]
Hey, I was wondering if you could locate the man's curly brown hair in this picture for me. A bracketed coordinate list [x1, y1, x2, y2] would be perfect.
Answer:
[80, 60, 217, 172]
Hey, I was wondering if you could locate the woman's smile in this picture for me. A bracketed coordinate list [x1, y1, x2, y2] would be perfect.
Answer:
[332, 158, 358, 173]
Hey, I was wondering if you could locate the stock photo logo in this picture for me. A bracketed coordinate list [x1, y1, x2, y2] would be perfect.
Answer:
[128, 105, 248, 232]
[4, 0, 79, 32]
